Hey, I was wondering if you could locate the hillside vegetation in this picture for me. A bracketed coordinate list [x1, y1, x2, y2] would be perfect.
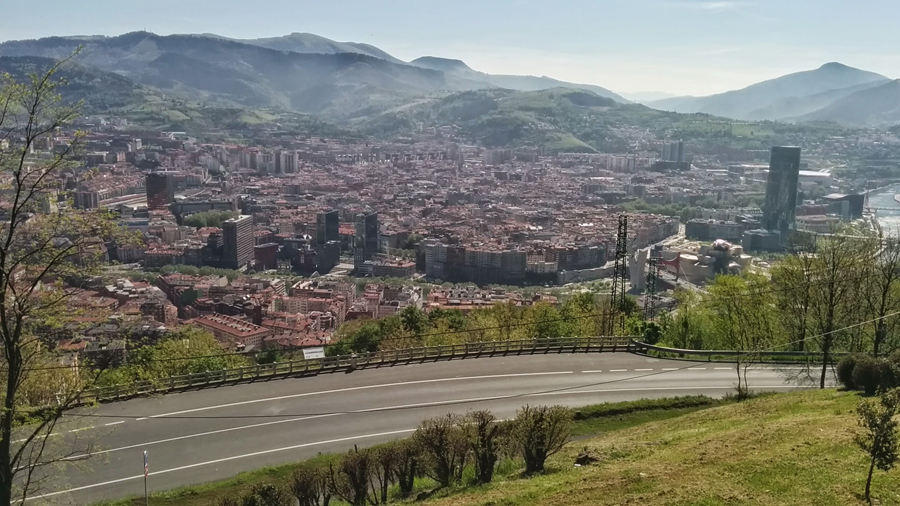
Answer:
[425, 390, 897, 506]
[356, 87, 796, 153]
[0, 56, 347, 136]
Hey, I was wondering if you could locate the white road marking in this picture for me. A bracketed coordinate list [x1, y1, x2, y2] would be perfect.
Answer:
[80, 413, 341, 457]
[110, 371, 575, 420]
[609, 369, 628, 372]
[12, 426, 96, 444]
[529, 385, 808, 396]
[32, 381, 819, 499]
[715, 367, 733, 370]
[661, 368, 680, 371]
[581, 370, 603, 373]
[27, 429, 416, 501]
[104, 421, 125, 426]
[634, 369, 654, 372]
[689, 368, 707, 371]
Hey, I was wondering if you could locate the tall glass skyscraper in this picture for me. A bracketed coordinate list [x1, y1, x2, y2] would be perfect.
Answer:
[762, 146, 801, 234]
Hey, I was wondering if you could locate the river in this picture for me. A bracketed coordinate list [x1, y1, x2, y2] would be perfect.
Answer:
[868, 184, 900, 236]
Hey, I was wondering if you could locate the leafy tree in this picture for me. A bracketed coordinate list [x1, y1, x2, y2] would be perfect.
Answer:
[490, 302, 521, 342]
[428, 307, 466, 331]
[523, 303, 564, 340]
[560, 291, 604, 338]
[860, 236, 900, 357]
[329, 321, 384, 355]
[855, 388, 900, 502]
[706, 274, 780, 398]
[0, 55, 124, 503]
[808, 236, 868, 388]
[399, 305, 428, 335]
[94, 327, 249, 388]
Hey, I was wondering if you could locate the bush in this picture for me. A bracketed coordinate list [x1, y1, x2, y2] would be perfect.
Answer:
[413, 413, 469, 487]
[329, 446, 373, 506]
[290, 466, 330, 506]
[371, 445, 399, 504]
[512, 405, 573, 474]
[392, 438, 421, 498]
[232, 484, 292, 506]
[465, 410, 503, 484]
[852, 357, 893, 396]
[837, 355, 860, 390]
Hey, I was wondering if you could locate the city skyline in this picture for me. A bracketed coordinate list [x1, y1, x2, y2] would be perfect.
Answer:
[2, 0, 899, 96]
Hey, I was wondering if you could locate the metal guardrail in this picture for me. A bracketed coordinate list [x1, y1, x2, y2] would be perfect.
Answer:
[77, 336, 635, 404]
[631, 342, 839, 362]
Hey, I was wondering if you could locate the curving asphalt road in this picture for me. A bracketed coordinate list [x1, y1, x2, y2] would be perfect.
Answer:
[23, 353, 827, 504]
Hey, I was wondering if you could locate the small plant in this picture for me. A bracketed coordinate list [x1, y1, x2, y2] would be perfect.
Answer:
[855, 388, 900, 502]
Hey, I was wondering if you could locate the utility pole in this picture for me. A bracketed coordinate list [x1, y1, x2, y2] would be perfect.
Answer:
[608, 215, 629, 336]
[644, 247, 660, 321]
[144, 450, 149, 506]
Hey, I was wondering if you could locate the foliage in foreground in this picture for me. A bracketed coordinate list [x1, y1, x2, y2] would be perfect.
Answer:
[855, 388, 900, 502]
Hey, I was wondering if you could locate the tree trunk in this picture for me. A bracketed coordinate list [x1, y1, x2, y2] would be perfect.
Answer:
[0, 358, 18, 505]
[866, 456, 875, 502]
[820, 336, 830, 389]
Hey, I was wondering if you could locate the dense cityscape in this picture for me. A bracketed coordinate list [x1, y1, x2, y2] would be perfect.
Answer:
[7, 4, 900, 504]
[36, 115, 896, 362]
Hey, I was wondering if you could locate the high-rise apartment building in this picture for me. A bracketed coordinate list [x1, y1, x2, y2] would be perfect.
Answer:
[316, 210, 340, 245]
[762, 146, 802, 234]
[278, 150, 297, 174]
[146, 172, 174, 210]
[222, 215, 254, 269]
[354, 212, 379, 271]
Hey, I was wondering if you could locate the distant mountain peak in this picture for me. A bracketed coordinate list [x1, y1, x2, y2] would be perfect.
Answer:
[410, 56, 474, 72]
[819, 62, 854, 71]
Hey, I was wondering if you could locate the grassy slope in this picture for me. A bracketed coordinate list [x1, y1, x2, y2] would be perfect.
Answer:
[429, 390, 898, 506]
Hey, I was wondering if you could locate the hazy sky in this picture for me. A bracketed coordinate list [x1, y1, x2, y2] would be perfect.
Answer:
[3, 0, 899, 96]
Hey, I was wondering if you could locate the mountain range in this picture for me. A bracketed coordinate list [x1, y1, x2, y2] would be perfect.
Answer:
[0, 31, 626, 120]
[647, 62, 895, 124]
[0, 30, 898, 135]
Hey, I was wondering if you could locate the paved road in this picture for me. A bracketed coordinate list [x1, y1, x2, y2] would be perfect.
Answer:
[24, 353, 825, 504]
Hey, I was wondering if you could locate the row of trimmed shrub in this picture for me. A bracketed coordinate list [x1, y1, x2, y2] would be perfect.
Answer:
[218, 405, 573, 506]
[836, 353, 900, 395]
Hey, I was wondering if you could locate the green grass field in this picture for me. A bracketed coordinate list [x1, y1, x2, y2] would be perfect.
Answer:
[428, 390, 897, 506]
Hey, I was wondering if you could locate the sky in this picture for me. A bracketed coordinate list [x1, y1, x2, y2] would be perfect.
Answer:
[2, 0, 900, 96]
